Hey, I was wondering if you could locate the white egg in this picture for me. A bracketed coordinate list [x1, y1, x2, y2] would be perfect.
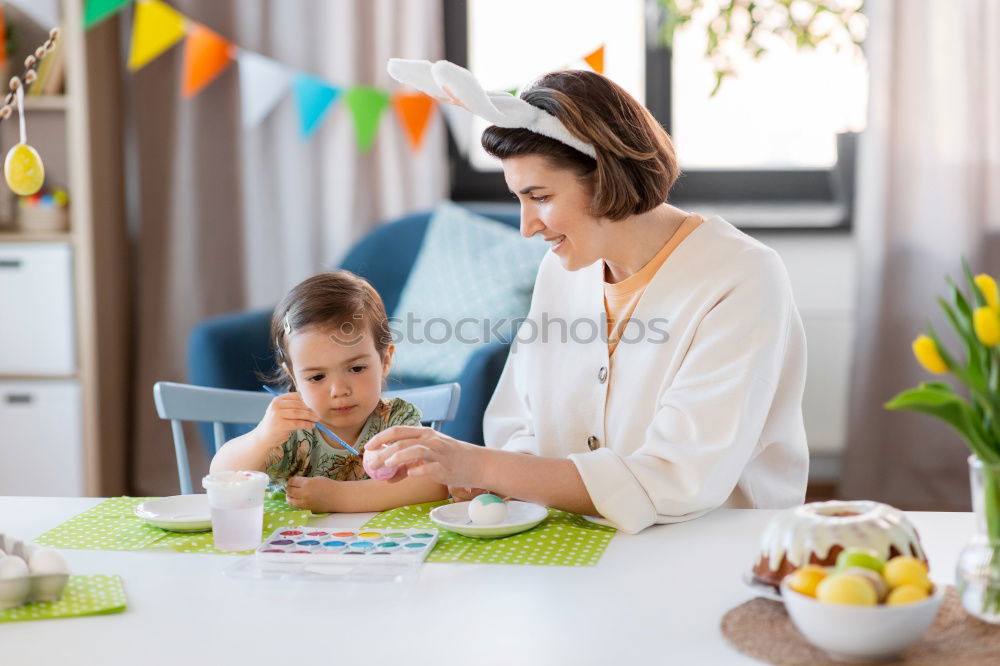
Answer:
[0, 555, 29, 579]
[28, 548, 68, 576]
[468, 494, 509, 525]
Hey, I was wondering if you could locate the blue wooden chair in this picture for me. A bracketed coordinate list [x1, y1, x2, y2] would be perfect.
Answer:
[153, 381, 461, 494]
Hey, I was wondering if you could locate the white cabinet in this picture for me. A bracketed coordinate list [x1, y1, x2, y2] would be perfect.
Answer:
[0, 243, 76, 375]
[0, 380, 83, 495]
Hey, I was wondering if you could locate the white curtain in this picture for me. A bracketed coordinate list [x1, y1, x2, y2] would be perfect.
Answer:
[131, 0, 447, 495]
[841, 0, 1000, 508]
[236, 0, 448, 309]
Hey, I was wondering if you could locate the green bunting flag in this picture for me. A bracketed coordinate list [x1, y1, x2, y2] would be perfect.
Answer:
[344, 86, 391, 152]
[84, 0, 133, 29]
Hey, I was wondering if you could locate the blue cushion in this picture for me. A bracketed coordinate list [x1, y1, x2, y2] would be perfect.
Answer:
[389, 201, 546, 383]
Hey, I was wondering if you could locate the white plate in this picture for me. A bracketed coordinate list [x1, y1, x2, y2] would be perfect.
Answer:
[741, 570, 783, 602]
[429, 500, 548, 538]
[135, 495, 212, 532]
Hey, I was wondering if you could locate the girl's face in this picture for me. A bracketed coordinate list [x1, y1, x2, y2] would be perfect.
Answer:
[503, 154, 604, 271]
[285, 325, 393, 442]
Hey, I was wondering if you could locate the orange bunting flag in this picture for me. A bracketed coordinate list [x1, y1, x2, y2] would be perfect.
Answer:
[392, 92, 436, 151]
[128, 0, 186, 71]
[182, 23, 234, 98]
[584, 45, 605, 74]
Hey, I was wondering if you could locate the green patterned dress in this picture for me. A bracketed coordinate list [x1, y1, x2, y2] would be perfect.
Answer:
[264, 397, 422, 491]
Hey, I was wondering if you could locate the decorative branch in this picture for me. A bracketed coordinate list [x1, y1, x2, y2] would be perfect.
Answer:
[0, 27, 59, 121]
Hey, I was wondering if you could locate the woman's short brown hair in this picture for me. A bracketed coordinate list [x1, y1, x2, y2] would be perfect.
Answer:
[268, 270, 391, 389]
[481, 70, 679, 221]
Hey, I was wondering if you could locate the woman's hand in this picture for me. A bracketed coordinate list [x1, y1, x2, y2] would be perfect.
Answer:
[255, 393, 319, 448]
[363, 426, 487, 489]
[285, 475, 338, 512]
[447, 486, 491, 501]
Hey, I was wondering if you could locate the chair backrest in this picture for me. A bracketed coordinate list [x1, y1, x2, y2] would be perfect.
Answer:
[153, 381, 461, 494]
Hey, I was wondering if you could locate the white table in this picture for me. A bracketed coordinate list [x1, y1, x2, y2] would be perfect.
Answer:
[0, 498, 973, 666]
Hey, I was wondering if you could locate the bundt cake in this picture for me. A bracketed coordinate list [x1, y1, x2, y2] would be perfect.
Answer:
[751, 500, 927, 590]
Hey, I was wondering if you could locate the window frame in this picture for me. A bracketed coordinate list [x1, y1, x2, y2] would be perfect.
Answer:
[444, 0, 855, 231]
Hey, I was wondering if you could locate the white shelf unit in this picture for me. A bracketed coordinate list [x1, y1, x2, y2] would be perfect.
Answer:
[0, 0, 127, 496]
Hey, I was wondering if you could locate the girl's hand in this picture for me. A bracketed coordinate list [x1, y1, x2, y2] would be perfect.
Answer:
[285, 475, 338, 511]
[256, 393, 319, 448]
[363, 426, 486, 489]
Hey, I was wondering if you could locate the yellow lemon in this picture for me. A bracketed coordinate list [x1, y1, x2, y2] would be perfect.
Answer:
[886, 583, 930, 606]
[816, 572, 878, 606]
[883, 556, 931, 591]
[785, 565, 828, 597]
[4, 143, 45, 196]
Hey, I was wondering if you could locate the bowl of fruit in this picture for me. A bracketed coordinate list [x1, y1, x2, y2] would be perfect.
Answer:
[780, 548, 944, 662]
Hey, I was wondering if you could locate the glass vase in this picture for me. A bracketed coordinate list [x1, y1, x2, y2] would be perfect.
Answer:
[955, 455, 1000, 623]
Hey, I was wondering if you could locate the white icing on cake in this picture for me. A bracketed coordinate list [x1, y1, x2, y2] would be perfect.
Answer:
[758, 500, 926, 573]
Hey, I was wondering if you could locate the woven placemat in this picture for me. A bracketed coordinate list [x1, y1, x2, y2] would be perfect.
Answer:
[721, 587, 1000, 665]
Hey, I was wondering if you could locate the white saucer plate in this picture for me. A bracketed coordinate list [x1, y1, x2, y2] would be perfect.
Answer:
[741, 570, 783, 602]
[429, 500, 548, 538]
[135, 494, 213, 532]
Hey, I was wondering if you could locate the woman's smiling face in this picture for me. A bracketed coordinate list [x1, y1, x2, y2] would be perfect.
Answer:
[502, 154, 603, 271]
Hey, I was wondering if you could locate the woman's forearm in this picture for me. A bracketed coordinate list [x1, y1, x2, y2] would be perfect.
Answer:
[330, 476, 449, 513]
[209, 431, 274, 474]
[477, 448, 600, 517]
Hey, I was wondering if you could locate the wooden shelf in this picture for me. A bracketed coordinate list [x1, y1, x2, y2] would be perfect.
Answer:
[0, 229, 72, 242]
[24, 96, 68, 111]
[0, 374, 77, 381]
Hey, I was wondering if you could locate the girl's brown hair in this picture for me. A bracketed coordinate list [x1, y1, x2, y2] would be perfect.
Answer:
[269, 270, 391, 389]
[481, 70, 680, 221]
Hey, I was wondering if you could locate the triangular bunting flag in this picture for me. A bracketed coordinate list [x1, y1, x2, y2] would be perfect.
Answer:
[128, 0, 187, 71]
[392, 92, 435, 151]
[583, 45, 605, 74]
[182, 23, 234, 98]
[84, 0, 133, 29]
[292, 73, 340, 139]
[344, 87, 390, 152]
[238, 51, 291, 129]
[440, 103, 473, 158]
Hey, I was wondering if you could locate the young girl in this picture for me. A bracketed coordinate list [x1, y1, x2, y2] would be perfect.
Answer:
[209, 270, 448, 512]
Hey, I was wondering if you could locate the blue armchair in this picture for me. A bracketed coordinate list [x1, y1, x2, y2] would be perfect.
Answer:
[188, 208, 520, 457]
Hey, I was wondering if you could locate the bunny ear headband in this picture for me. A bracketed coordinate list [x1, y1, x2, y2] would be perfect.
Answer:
[386, 58, 597, 159]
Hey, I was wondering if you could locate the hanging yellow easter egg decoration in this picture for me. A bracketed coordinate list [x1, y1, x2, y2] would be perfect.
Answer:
[4, 143, 45, 196]
[4, 82, 45, 196]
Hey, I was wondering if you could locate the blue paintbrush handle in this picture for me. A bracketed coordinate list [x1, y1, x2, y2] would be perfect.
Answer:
[261, 385, 360, 455]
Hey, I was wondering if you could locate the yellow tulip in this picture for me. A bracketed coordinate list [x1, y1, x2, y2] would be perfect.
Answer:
[912, 335, 948, 374]
[975, 274, 1000, 312]
[974, 306, 1000, 347]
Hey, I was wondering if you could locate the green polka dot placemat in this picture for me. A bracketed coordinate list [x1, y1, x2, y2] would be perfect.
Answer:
[362, 501, 616, 566]
[0, 575, 126, 622]
[33, 496, 311, 555]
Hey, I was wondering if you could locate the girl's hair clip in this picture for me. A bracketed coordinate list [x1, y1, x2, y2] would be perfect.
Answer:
[283, 314, 292, 336]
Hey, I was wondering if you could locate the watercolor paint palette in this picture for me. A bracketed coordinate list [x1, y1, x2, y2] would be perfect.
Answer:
[254, 527, 439, 564]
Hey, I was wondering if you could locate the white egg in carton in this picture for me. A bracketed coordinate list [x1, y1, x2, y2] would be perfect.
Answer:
[0, 534, 70, 609]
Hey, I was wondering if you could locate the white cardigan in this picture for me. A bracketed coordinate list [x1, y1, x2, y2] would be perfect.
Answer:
[483, 215, 809, 534]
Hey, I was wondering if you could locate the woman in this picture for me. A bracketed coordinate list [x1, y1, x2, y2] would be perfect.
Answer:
[366, 61, 808, 533]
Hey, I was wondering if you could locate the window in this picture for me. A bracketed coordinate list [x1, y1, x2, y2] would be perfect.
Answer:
[446, 0, 868, 229]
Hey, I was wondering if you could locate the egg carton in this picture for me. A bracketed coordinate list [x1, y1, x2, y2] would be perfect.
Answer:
[0, 533, 69, 609]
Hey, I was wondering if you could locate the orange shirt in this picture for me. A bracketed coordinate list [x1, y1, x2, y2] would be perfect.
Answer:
[603, 214, 704, 356]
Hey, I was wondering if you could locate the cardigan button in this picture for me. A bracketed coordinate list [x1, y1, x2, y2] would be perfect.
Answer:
[598, 366, 608, 384]
[587, 435, 600, 451]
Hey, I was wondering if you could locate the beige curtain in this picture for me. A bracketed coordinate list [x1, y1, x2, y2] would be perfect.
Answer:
[840, 0, 1000, 509]
[129, 0, 446, 495]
